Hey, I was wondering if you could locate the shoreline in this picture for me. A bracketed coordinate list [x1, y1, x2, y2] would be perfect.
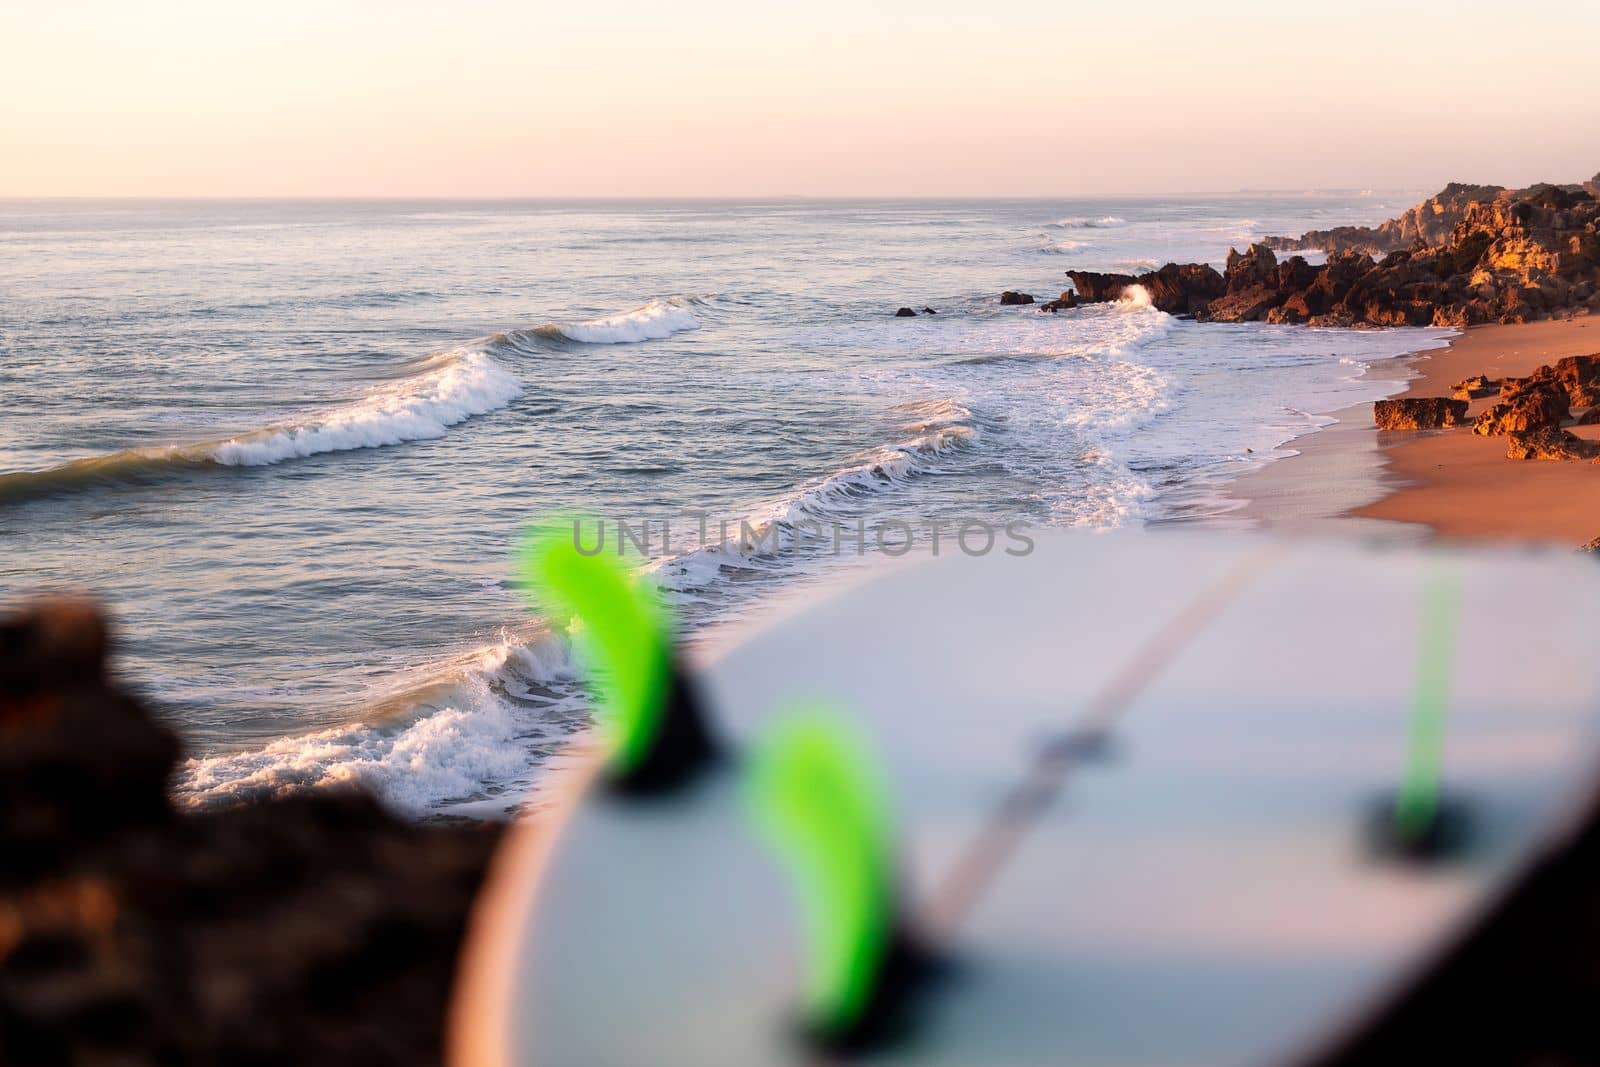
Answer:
[1232, 317, 1600, 544]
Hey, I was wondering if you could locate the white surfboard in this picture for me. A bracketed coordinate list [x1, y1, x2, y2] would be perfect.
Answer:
[451, 530, 1600, 1067]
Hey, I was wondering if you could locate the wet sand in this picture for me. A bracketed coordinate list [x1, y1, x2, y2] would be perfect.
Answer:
[1233, 317, 1600, 544]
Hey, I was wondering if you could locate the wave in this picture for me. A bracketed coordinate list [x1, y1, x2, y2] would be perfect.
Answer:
[212, 349, 521, 465]
[1050, 215, 1127, 229]
[179, 627, 581, 815]
[537, 296, 702, 345]
[1037, 236, 1087, 254]
[1, 295, 709, 499]
[763, 397, 976, 524]
[647, 397, 978, 593]
[0, 347, 521, 498]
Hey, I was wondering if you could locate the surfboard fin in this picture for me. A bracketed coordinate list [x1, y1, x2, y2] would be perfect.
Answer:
[745, 708, 930, 1053]
[517, 518, 717, 795]
[1369, 562, 1474, 861]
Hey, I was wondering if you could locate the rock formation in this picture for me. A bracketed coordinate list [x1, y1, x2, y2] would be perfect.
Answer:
[1373, 397, 1469, 430]
[1263, 183, 1506, 255]
[1452, 375, 1503, 400]
[0, 599, 502, 1067]
[1000, 291, 1035, 305]
[1473, 382, 1571, 437]
[1504, 427, 1598, 461]
[1051, 176, 1600, 328]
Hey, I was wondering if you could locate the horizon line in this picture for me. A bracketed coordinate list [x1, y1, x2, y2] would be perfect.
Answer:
[0, 188, 1428, 204]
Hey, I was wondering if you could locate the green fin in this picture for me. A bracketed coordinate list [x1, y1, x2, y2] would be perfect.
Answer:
[516, 518, 673, 777]
[746, 708, 896, 1033]
[1395, 561, 1461, 837]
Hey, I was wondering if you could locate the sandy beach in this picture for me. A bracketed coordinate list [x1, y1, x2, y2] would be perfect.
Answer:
[1235, 317, 1600, 544]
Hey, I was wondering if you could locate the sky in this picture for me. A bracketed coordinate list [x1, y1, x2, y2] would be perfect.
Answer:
[3, 0, 1598, 198]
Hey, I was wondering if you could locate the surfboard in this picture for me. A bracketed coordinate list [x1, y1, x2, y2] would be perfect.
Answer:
[450, 530, 1600, 1067]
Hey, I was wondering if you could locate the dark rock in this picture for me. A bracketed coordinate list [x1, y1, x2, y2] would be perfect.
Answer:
[1373, 397, 1470, 430]
[999, 291, 1034, 305]
[1195, 285, 1283, 323]
[1223, 243, 1279, 294]
[1063, 264, 1224, 317]
[1264, 294, 1312, 325]
[1138, 263, 1226, 316]
[1064, 271, 1139, 304]
[1277, 255, 1320, 292]
[894, 307, 916, 318]
[1040, 292, 1082, 313]
[1061, 174, 1600, 329]
[921, 307, 937, 315]
[0, 598, 503, 1067]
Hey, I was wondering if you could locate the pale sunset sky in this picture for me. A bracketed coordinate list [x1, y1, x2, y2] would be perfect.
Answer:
[3, 0, 1597, 198]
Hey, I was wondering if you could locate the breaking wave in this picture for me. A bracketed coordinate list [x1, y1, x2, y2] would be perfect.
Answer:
[211, 349, 521, 465]
[1051, 215, 1127, 229]
[0, 347, 522, 498]
[537, 296, 702, 344]
[179, 627, 582, 815]
[648, 397, 978, 593]
[1037, 236, 1087, 254]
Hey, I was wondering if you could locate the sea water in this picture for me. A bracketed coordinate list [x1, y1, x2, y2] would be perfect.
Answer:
[0, 197, 1451, 815]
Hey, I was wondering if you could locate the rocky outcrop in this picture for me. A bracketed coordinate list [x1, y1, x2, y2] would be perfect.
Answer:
[1063, 270, 1138, 304]
[1062, 263, 1225, 317]
[1452, 375, 1504, 400]
[1473, 382, 1571, 437]
[1134, 263, 1226, 316]
[1057, 175, 1600, 327]
[1373, 397, 1469, 430]
[894, 307, 917, 317]
[1505, 427, 1599, 461]
[0, 599, 502, 1067]
[1526, 353, 1600, 406]
[1264, 183, 1506, 255]
[1040, 292, 1083, 313]
[1000, 291, 1035, 305]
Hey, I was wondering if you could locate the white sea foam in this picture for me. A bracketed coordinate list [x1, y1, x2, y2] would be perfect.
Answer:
[209, 349, 522, 466]
[1037, 236, 1087, 254]
[1117, 284, 1154, 310]
[647, 398, 978, 593]
[1051, 215, 1128, 228]
[551, 297, 701, 344]
[179, 630, 580, 815]
[763, 399, 976, 524]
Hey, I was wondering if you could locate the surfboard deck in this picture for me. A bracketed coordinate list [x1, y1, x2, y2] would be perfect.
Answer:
[452, 530, 1600, 1067]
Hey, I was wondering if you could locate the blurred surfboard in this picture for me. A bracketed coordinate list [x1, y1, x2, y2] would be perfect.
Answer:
[451, 530, 1600, 1066]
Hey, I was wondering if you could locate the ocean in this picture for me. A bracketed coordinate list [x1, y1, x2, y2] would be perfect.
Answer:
[0, 197, 1452, 816]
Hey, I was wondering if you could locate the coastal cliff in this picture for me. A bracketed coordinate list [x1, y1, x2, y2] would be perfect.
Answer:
[1052, 175, 1600, 328]
[1261, 175, 1600, 256]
